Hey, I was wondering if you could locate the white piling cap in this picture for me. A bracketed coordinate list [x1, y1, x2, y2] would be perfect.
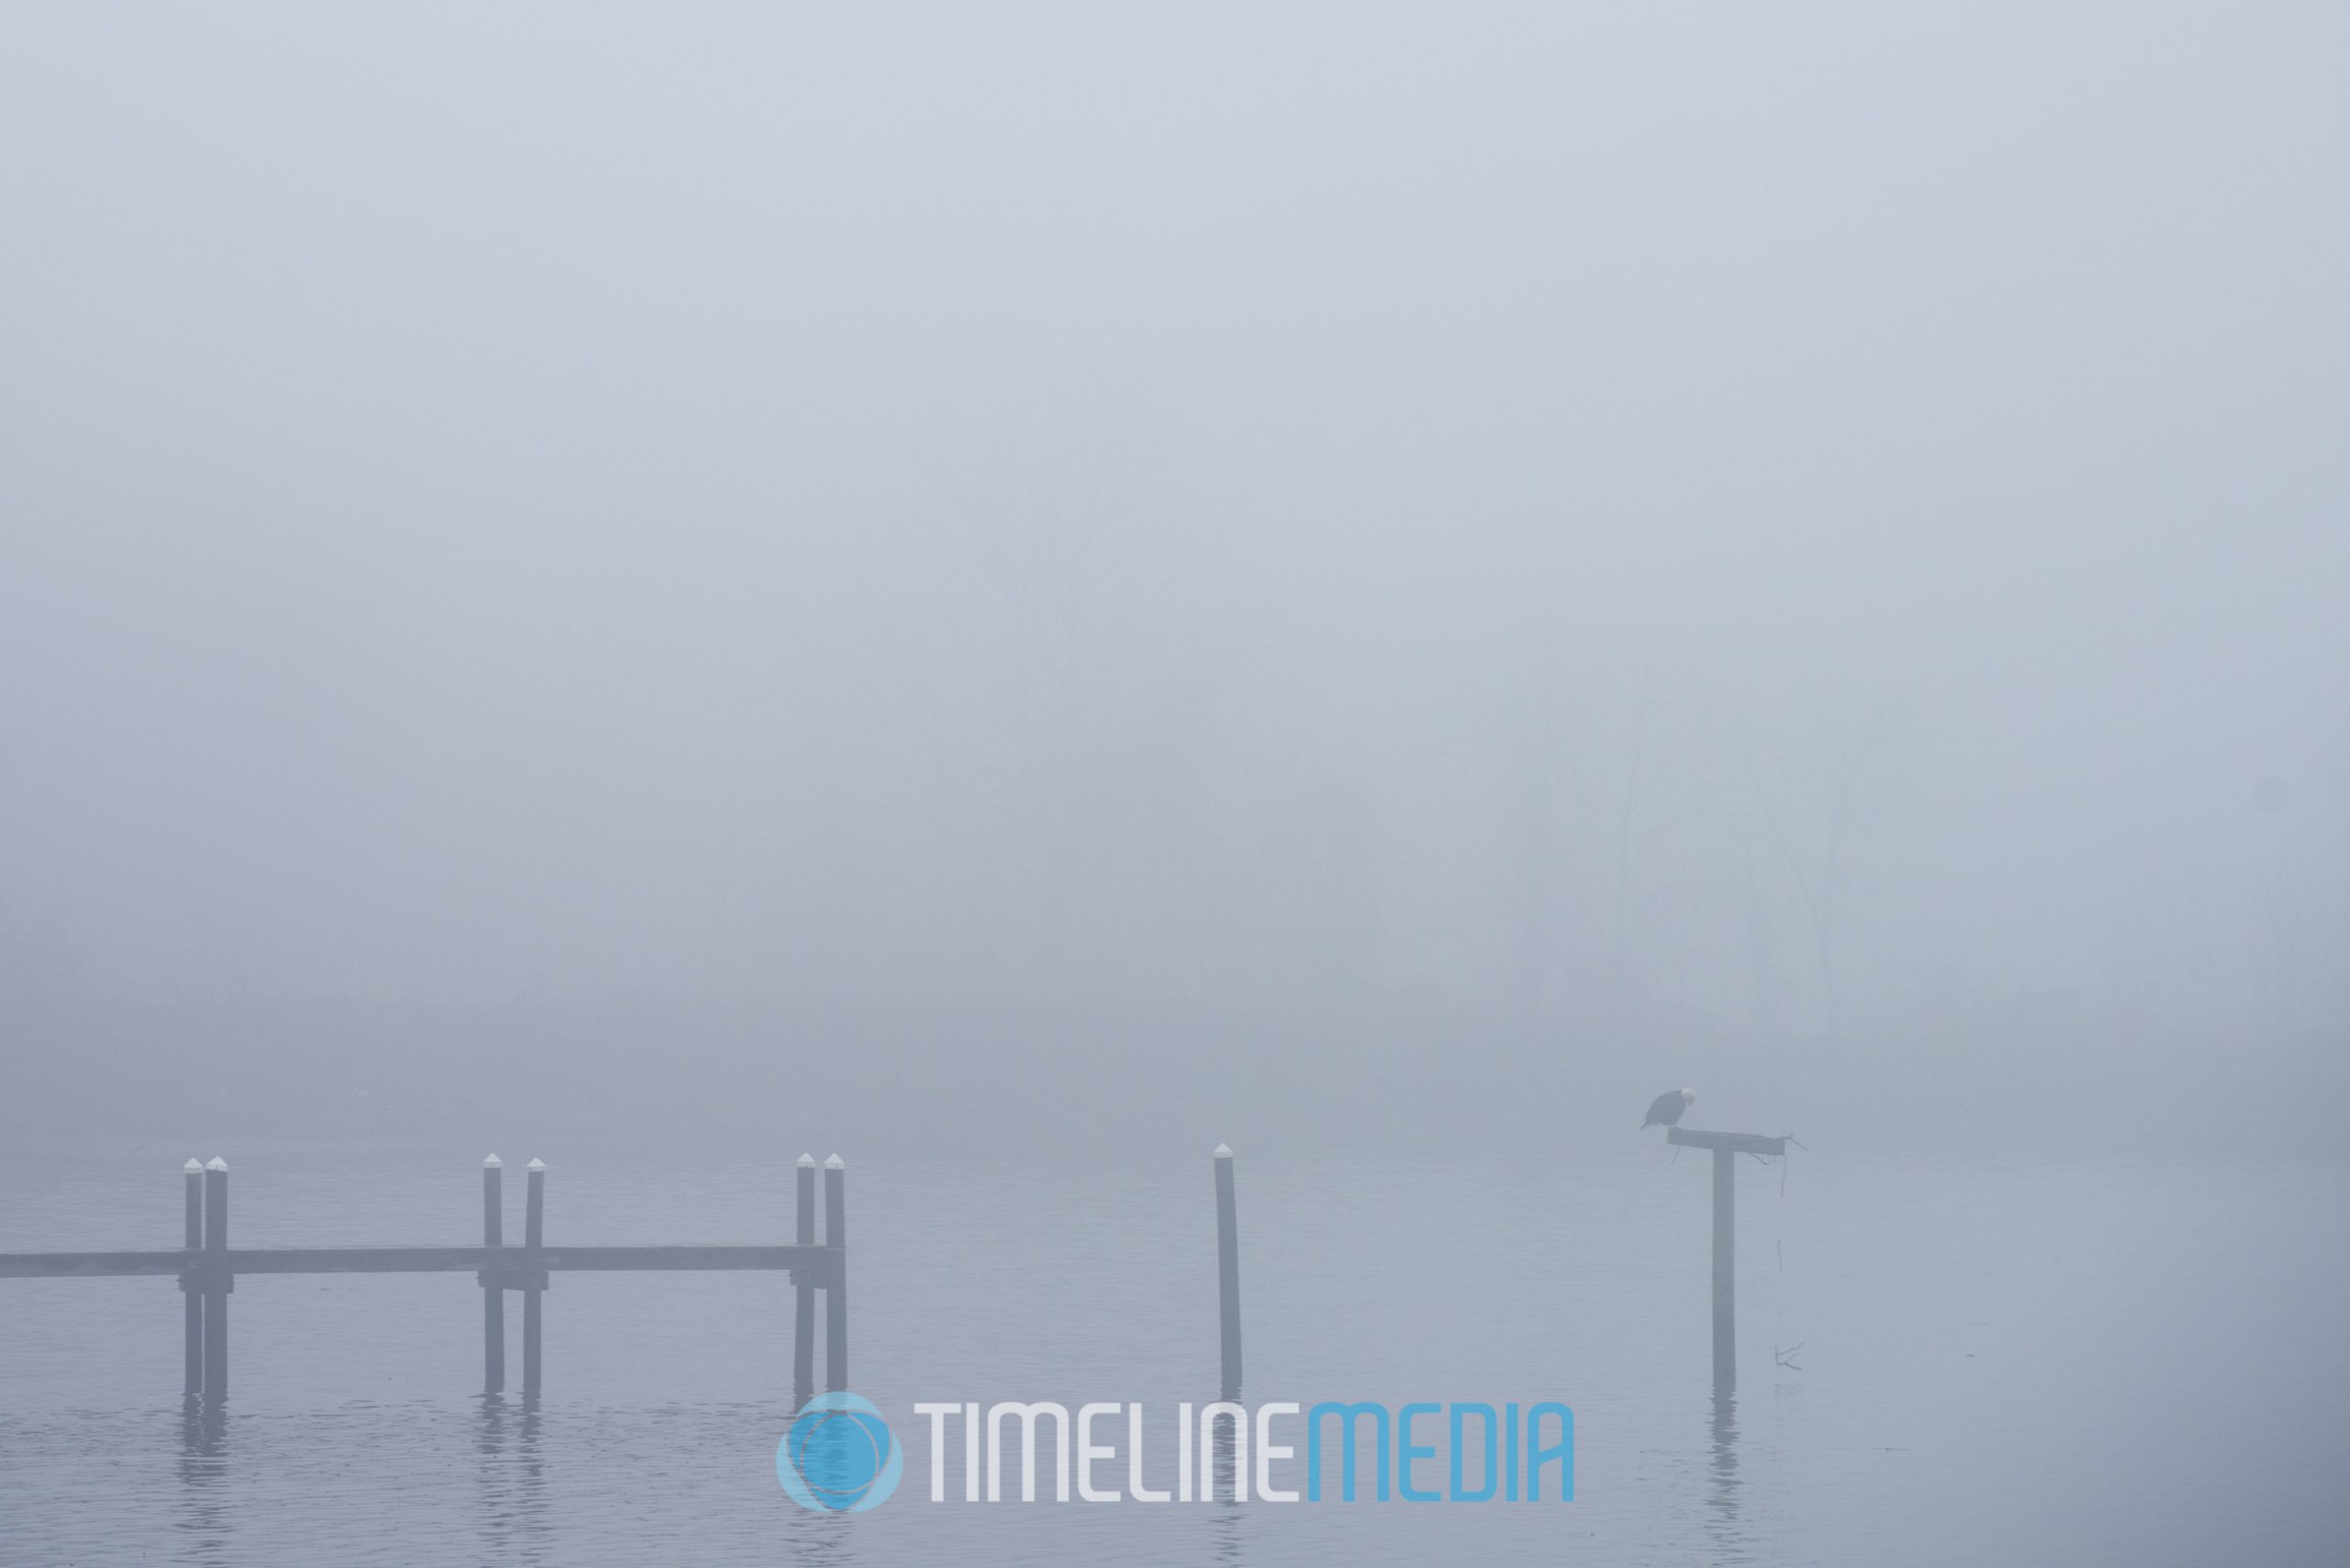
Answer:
[184, 1159, 204, 1173]
[526, 1158, 545, 1172]
[483, 1154, 502, 1169]
[1214, 1143, 1233, 1159]
[798, 1153, 815, 1168]
[824, 1153, 845, 1170]
[206, 1156, 228, 1172]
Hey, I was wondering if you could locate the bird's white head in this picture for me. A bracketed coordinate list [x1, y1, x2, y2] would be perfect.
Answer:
[1680, 1088, 1697, 1103]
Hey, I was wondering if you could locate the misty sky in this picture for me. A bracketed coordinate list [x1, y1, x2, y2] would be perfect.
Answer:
[3, 5, 2343, 1052]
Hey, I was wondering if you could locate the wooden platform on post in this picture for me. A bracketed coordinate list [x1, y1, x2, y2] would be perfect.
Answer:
[1664, 1126, 1791, 1390]
[1664, 1128, 1789, 1158]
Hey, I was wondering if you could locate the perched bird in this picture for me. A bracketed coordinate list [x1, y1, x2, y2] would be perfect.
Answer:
[1641, 1087, 1696, 1130]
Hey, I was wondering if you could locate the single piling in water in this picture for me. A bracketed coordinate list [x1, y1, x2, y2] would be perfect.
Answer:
[793, 1154, 816, 1397]
[202, 1158, 229, 1400]
[1665, 1126, 1784, 1389]
[181, 1159, 203, 1396]
[823, 1155, 847, 1393]
[482, 1155, 504, 1394]
[1712, 1147, 1735, 1388]
[521, 1159, 545, 1399]
[1214, 1143, 1242, 1400]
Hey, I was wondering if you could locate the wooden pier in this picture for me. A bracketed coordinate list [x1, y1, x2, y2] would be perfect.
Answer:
[8, 1143, 1259, 1406]
[0, 1153, 850, 1401]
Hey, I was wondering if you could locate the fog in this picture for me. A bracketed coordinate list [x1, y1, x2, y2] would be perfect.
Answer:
[2, 4, 2344, 1158]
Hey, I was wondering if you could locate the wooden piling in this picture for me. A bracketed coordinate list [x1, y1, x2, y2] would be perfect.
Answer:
[793, 1154, 816, 1397]
[181, 1159, 203, 1397]
[521, 1159, 545, 1399]
[482, 1155, 504, 1395]
[1214, 1144, 1242, 1400]
[822, 1155, 847, 1393]
[201, 1158, 228, 1400]
[1664, 1127, 1785, 1391]
[1712, 1147, 1735, 1388]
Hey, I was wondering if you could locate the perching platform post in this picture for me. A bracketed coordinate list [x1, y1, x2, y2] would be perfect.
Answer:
[1664, 1127, 1788, 1390]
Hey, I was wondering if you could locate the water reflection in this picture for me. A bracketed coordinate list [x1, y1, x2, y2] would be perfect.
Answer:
[1707, 1388, 1750, 1565]
[765, 1394, 855, 1568]
[174, 1394, 230, 1566]
[1211, 1416, 1244, 1566]
[476, 1394, 551, 1563]
[784, 1503, 856, 1567]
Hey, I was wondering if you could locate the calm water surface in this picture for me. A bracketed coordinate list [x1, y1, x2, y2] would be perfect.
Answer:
[2, 1144, 2343, 1565]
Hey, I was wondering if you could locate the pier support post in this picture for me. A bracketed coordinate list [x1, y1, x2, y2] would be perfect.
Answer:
[1214, 1143, 1242, 1400]
[521, 1159, 545, 1399]
[181, 1159, 204, 1396]
[822, 1155, 847, 1393]
[482, 1155, 504, 1395]
[1711, 1147, 1735, 1389]
[201, 1158, 229, 1401]
[793, 1154, 816, 1399]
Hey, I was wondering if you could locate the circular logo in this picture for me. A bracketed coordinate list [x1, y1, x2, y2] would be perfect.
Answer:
[777, 1392, 901, 1512]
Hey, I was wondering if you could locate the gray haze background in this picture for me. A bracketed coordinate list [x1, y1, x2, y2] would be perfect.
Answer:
[2, 4, 2344, 1158]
